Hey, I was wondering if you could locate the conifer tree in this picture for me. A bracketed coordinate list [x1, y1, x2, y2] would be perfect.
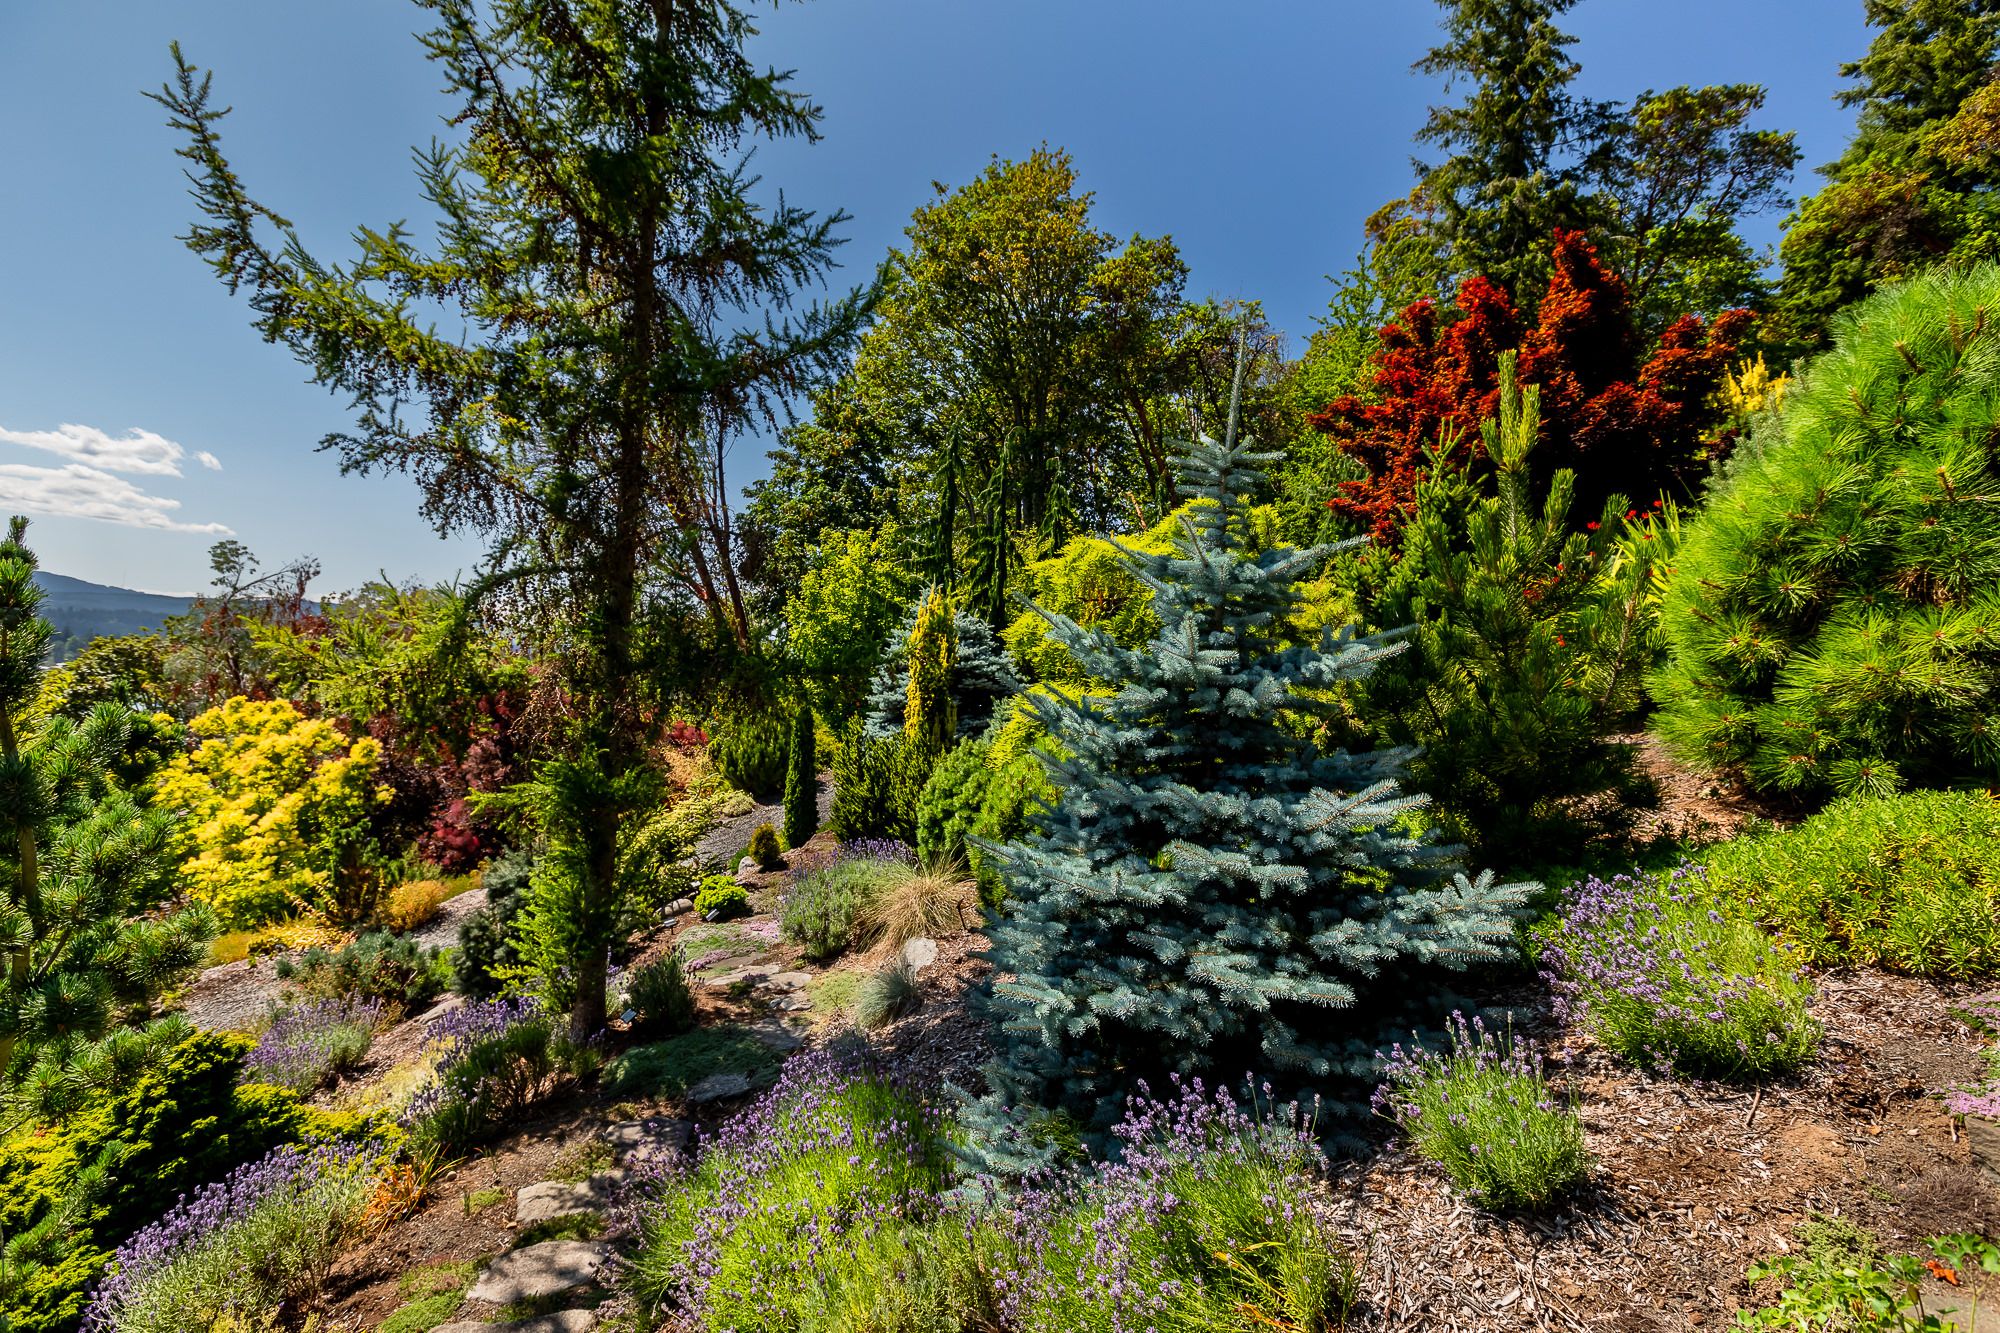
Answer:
[903, 587, 958, 755]
[782, 702, 819, 850]
[965, 465, 1015, 632]
[0, 518, 215, 1117]
[1651, 266, 2000, 797]
[863, 600, 1023, 742]
[963, 365, 1532, 1164]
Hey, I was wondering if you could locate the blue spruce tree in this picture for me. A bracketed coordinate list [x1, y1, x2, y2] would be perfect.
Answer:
[964, 396, 1533, 1168]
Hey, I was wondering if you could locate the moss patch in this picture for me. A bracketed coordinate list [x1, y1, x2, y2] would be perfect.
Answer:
[602, 1025, 783, 1098]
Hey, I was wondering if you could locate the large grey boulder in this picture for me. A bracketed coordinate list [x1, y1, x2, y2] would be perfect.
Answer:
[514, 1171, 626, 1225]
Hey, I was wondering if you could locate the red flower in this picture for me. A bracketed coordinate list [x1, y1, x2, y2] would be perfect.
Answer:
[1586, 521, 1600, 530]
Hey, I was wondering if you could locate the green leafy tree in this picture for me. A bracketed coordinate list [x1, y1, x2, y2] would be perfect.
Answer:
[1651, 266, 2000, 798]
[157, 0, 869, 1038]
[1775, 0, 2000, 345]
[0, 518, 215, 1119]
[964, 397, 1532, 1167]
[783, 526, 916, 723]
[1351, 356, 1661, 862]
[783, 702, 819, 849]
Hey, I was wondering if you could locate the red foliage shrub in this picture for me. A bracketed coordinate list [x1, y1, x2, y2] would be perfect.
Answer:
[1312, 231, 1748, 540]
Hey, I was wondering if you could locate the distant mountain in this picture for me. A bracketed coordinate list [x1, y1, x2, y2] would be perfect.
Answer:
[32, 571, 197, 662]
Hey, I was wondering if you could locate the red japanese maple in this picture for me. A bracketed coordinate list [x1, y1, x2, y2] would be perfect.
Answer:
[1313, 231, 1748, 541]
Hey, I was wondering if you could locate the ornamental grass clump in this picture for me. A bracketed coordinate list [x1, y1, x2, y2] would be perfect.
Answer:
[243, 997, 384, 1092]
[1539, 864, 1820, 1080]
[1374, 1012, 1587, 1211]
[996, 1075, 1356, 1333]
[779, 850, 913, 961]
[626, 1049, 963, 1331]
[81, 1139, 380, 1333]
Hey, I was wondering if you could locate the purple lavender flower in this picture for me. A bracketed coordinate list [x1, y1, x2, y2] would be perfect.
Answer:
[243, 996, 384, 1092]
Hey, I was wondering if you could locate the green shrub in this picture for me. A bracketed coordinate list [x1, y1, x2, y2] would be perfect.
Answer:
[747, 822, 783, 870]
[709, 712, 789, 799]
[693, 877, 750, 921]
[1702, 790, 2000, 978]
[782, 702, 820, 850]
[405, 1001, 582, 1157]
[1650, 266, 2000, 799]
[601, 1026, 781, 1099]
[625, 953, 696, 1037]
[915, 738, 992, 867]
[1376, 1013, 1589, 1211]
[1538, 865, 1821, 1080]
[829, 722, 934, 844]
[780, 855, 907, 962]
[455, 848, 533, 1000]
[276, 930, 451, 1016]
[1737, 1217, 2000, 1332]
[854, 958, 922, 1030]
[0, 1030, 361, 1333]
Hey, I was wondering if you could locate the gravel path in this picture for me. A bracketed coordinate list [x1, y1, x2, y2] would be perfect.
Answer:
[693, 774, 833, 869]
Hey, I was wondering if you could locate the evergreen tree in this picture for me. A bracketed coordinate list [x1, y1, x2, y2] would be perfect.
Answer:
[156, 0, 869, 1039]
[1651, 266, 2000, 797]
[963, 382, 1532, 1165]
[1354, 356, 1660, 863]
[783, 703, 819, 850]
[863, 601, 1024, 742]
[1776, 0, 2000, 345]
[902, 587, 958, 754]
[964, 464, 1015, 632]
[1412, 0, 1597, 300]
[0, 518, 215, 1117]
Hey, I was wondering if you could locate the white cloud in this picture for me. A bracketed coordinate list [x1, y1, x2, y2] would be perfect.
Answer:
[0, 422, 219, 476]
[0, 461, 234, 535]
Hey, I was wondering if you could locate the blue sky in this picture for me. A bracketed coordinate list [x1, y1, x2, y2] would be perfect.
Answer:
[0, 0, 1866, 596]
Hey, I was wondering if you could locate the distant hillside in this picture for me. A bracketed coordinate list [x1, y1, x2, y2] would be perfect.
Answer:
[32, 571, 196, 662]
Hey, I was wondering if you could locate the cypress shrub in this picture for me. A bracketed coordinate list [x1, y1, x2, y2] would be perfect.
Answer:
[783, 703, 819, 849]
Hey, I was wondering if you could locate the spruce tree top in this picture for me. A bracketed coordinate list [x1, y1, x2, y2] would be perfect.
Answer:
[965, 410, 1532, 1167]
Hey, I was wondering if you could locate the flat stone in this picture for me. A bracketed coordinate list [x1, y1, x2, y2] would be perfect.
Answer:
[765, 971, 812, 990]
[738, 964, 780, 979]
[515, 1171, 626, 1225]
[703, 970, 751, 989]
[1968, 1114, 2000, 1183]
[747, 1020, 805, 1050]
[902, 937, 939, 972]
[465, 1241, 615, 1304]
[603, 1117, 692, 1165]
[775, 995, 813, 1012]
[685, 1071, 753, 1104]
[435, 1312, 596, 1333]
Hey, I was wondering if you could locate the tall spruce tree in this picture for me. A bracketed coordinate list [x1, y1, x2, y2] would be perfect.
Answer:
[156, 1, 869, 1039]
[0, 518, 215, 1118]
[1412, 0, 1598, 301]
[963, 366, 1532, 1165]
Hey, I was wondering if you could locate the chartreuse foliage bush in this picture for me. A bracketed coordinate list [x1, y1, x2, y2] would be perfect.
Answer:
[1537, 864, 1820, 1080]
[1651, 266, 2000, 799]
[967, 432, 1532, 1164]
[628, 1052, 1355, 1333]
[694, 876, 750, 921]
[708, 710, 789, 799]
[1375, 1012, 1588, 1211]
[1701, 789, 2000, 978]
[0, 1029, 366, 1333]
[151, 696, 392, 927]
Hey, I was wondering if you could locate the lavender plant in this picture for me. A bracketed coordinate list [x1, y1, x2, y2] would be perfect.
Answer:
[1538, 864, 1820, 1080]
[779, 852, 913, 961]
[401, 996, 570, 1154]
[995, 1075, 1355, 1333]
[1374, 1012, 1588, 1210]
[625, 1048, 958, 1331]
[81, 1140, 380, 1333]
[243, 997, 384, 1092]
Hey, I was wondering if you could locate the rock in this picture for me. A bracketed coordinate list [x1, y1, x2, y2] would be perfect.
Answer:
[465, 1241, 615, 1304]
[1967, 1114, 2000, 1184]
[902, 937, 939, 972]
[738, 963, 779, 979]
[515, 1171, 627, 1225]
[663, 897, 694, 916]
[704, 970, 750, 990]
[776, 995, 813, 1012]
[734, 857, 757, 883]
[435, 1312, 597, 1333]
[603, 1117, 692, 1165]
[766, 971, 812, 991]
[748, 1020, 805, 1050]
[685, 1071, 753, 1104]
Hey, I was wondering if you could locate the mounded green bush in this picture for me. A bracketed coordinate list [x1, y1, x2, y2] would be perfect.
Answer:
[1650, 266, 2000, 799]
[709, 711, 790, 800]
[693, 877, 750, 921]
[1702, 788, 2000, 977]
[276, 929, 451, 1016]
[626, 953, 696, 1036]
[456, 848, 533, 1000]
[916, 738, 1049, 910]
[747, 822, 783, 870]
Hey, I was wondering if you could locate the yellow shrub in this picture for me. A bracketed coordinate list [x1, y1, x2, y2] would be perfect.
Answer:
[152, 697, 393, 928]
[380, 879, 450, 933]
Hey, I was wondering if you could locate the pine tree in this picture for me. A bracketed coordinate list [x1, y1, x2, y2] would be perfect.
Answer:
[1651, 265, 2000, 797]
[783, 702, 819, 850]
[0, 518, 216, 1117]
[963, 366, 1532, 1165]
[1356, 355, 1659, 862]
[1412, 0, 1598, 301]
